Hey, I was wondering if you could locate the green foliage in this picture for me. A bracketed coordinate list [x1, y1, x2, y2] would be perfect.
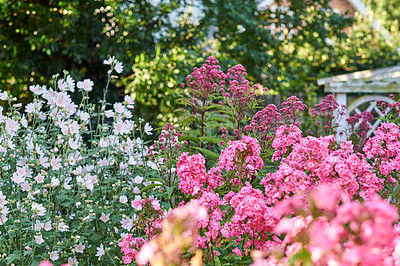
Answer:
[122, 46, 206, 126]
[0, 0, 184, 103]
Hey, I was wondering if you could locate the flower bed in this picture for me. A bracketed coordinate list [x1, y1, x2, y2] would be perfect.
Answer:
[2, 57, 400, 265]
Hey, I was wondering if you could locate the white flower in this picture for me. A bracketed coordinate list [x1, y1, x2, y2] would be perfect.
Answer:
[0, 91, 8, 100]
[77, 79, 94, 92]
[5, 118, 20, 135]
[35, 220, 44, 231]
[50, 251, 59, 261]
[34, 174, 45, 183]
[100, 212, 111, 223]
[68, 257, 78, 265]
[44, 221, 52, 231]
[51, 177, 60, 188]
[57, 221, 69, 232]
[120, 216, 134, 231]
[114, 102, 125, 114]
[0, 191, 8, 206]
[75, 243, 85, 253]
[124, 95, 135, 108]
[50, 156, 62, 170]
[11, 172, 25, 184]
[96, 243, 105, 258]
[119, 196, 128, 204]
[32, 202, 46, 216]
[29, 85, 46, 95]
[21, 116, 28, 128]
[144, 123, 153, 136]
[103, 56, 115, 65]
[66, 75, 75, 92]
[133, 187, 140, 194]
[105, 110, 114, 118]
[115, 61, 123, 74]
[134, 175, 143, 184]
[35, 235, 45, 244]
[20, 181, 31, 192]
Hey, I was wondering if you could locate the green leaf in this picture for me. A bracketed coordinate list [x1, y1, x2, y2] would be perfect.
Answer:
[199, 136, 222, 144]
[191, 147, 219, 159]
[6, 251, 20, 264]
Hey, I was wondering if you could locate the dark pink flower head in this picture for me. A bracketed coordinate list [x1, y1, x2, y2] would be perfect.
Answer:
[184, 56, 225, 104]
[218, 136, 264, 180]
[177, 153, 207, 195]
[222, 65, 258, 122]
[280, 96, 308, 126]
[246, 104, 281, 149]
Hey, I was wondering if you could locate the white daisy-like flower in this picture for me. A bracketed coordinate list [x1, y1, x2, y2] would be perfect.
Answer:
[100, 212, 111, 223]
[103, 56, 115, 65]
[75, 243, 85, 253]
[96, 243, 105, 258]
[144, 123, 153, 136]
[32, 202, 46, 216]
[77, 79, 94, 92]
[115, 61, 123, 74]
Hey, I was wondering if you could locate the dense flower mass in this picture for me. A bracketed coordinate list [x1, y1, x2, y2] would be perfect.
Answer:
[218, 136, 264, 183]
[177, 153, 207, 195]
[254, 184, 400, 265]
[3, 56, 400, 265]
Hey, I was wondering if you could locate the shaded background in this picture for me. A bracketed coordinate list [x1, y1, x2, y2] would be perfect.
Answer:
[1, 0, 399, 126]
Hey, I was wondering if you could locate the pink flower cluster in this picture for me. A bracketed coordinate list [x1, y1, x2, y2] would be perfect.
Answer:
[220, 65, 259, 122]
[118, 235, 146, 264]
[218, 136, 264, 183]
[176, 152, 207, 195]
[264, 129, 383, 204]
[346, 110, 373, 151]
[271, 124, 302, 161]
[280, 96, 307, 126]
[222, 183, 278, 251]
[244, 104, 281, 150]
[184, 56, 225, 101]
[256, 184, 400, 266]
[363, 122, 400, 177]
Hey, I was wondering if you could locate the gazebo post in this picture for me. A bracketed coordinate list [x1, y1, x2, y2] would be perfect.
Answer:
[334, 92, 348, 141]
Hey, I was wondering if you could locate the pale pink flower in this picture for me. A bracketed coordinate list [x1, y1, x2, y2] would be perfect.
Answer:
[35, 235, 45, 244]
[104, 56, 115, 65]
[35, 220, 44, 231]
[144, 123, 153, 135]
[96, 243, 105, 258]
[100, 212, 111, 223]
[50, 156, 62, 170]
[121, 217, 134, 231]
[115, 61, 123, 74]
[75, 243, 85, 253]
[35, 174, 45, 183]
[5, 118, 20, 135]
[44, 221, 52, 231]
[114, 102, 125, 114]
[49, 251, 59, 261]
[120, 196, 128, 204]
[11, 172, 25, 184]
[77, 79, 94, 92]
[32, 202, 46, 216]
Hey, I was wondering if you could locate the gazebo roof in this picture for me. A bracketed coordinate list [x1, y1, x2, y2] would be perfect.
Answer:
[317, 65, 400, 93]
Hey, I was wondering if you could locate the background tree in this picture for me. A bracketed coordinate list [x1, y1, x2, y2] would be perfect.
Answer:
[0, 0, 184, 104]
